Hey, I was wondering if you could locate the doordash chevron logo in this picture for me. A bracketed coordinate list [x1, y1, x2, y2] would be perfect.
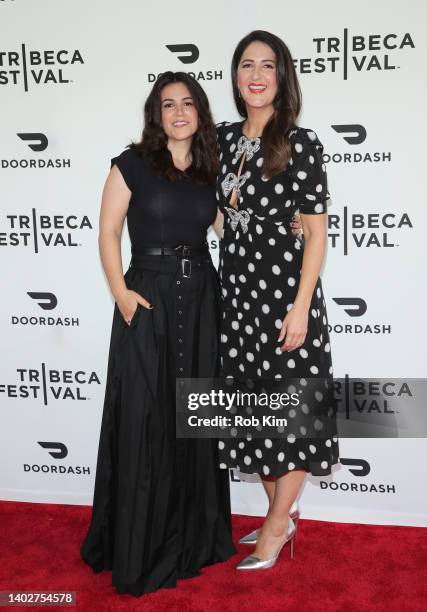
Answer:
[332, 298, 367, 317]
[37, 441, 68, 459]
[27, 292, 57, 310]
[17, 132, 48, 151]
[0, 45, 84, 91]
[166, 44, 199, 64]
[148, 43, 223, 82]
[332, 124, 366, 145]
[340, 457, 370, 476]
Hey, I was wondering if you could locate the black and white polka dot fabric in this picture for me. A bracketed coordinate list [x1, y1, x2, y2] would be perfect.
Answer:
[216, 120, 339, 478]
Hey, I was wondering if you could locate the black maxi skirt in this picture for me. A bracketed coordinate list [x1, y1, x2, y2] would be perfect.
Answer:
[80, 251, 236, 597]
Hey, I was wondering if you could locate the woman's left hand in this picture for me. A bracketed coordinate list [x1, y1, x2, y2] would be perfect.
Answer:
[291, 213, 303, 239]
[278, 305, 308, 352]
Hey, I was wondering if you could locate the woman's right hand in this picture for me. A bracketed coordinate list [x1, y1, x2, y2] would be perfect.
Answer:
[116, 289, 153, 325]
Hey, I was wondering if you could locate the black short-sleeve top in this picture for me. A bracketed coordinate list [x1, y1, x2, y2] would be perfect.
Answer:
[215, 121, 330, 218]
[110, 148, 217, 254]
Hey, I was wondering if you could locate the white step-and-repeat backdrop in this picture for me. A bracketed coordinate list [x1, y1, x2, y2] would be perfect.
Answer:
[1, 0, 426, 526]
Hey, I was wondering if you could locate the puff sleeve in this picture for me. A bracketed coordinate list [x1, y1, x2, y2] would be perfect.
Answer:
[289, 128, 330, 214]
[110, 148, 134, 192]
[215, 121, 229, 136]
[215, 121, 229, 155]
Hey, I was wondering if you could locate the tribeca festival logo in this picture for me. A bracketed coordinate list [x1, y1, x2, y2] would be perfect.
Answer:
[293, 30, 415, 79]
[11, 292, 80, 328]
[328, 297, 391, 336]
[0, 363, 101, 405]
[328, 206, 413, 255]
[323, 124, 391, 165]
[320, 458, 396, 494]
[0, 208, 93, 251]
[334, 375, 413, 417]
[1, 133, 71, 170]
[147, 43, 223, 82]
[23, 442, 90, 476]
[0, 45, 84, 91]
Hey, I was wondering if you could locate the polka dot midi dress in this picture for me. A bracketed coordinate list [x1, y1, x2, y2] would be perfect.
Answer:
[216, 121, 339, 478]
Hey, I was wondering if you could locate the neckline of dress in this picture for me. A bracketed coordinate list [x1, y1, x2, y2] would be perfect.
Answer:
[239, 120, 262, 141]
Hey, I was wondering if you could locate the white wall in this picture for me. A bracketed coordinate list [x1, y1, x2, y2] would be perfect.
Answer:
[1, 0, 426, 526]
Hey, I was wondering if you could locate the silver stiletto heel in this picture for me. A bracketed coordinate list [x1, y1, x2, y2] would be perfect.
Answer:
[239, 500, 300, 545]
[238, 527, 260, 546]
[293, 513, 300, 540]
[236, 518, 296, 570]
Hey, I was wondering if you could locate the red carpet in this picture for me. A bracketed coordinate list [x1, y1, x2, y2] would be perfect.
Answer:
[0, 501, 426, 611]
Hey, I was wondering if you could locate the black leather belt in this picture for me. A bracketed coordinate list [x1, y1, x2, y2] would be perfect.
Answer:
[131, 243, 209, 278]
[134, 243, 209, 257]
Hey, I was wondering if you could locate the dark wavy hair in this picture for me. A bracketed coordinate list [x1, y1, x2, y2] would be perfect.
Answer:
[130, 71, 218, 184]
[231, 30, 302, 179]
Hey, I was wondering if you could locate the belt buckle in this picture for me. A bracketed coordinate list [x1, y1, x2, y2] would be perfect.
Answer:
[182, 258, 191, 278]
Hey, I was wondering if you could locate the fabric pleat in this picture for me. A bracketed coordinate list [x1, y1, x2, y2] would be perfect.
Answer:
[81, 254, 235, 597]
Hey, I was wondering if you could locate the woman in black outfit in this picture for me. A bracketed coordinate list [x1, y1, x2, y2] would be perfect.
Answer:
[80, 72, 235, 596]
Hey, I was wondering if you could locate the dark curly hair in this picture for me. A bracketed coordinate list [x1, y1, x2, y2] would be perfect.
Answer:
[130, 71, 218, 184]
[231, 30, 302, 179]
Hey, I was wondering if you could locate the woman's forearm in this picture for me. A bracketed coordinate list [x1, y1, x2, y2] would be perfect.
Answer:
[292, 231, 326, 311]
[99, 229, 127, 301]
[213, 208, 224, 239]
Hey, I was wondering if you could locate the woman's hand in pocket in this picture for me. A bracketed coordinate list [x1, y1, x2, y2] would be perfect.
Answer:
[116, 289, 153, 325]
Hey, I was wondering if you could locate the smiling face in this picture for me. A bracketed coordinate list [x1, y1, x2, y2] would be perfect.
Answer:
[237, 41, 278, 112]
[160, 81, 199, 142]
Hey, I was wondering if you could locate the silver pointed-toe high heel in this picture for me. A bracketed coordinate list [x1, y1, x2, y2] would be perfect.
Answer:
[236, 517, 296, 570]
[238, 500, 300, 545]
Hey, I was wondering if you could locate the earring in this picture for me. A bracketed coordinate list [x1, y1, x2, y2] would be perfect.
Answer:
[238, 89, 241, 98]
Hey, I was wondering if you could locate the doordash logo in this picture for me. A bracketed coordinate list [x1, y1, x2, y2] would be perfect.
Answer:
[147, 44, 223, 82]
[323, 124, 391, 165]
[17, 132, 48, 151]
[166, 44, 199, 64]
[320, 457, 396, 494]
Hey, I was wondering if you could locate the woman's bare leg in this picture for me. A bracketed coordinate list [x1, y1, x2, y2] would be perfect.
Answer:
[261, 478, 276, 511]
[253, 470, 306, 560]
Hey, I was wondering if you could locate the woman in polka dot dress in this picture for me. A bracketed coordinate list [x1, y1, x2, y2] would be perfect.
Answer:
[215, 31, 339, 569]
